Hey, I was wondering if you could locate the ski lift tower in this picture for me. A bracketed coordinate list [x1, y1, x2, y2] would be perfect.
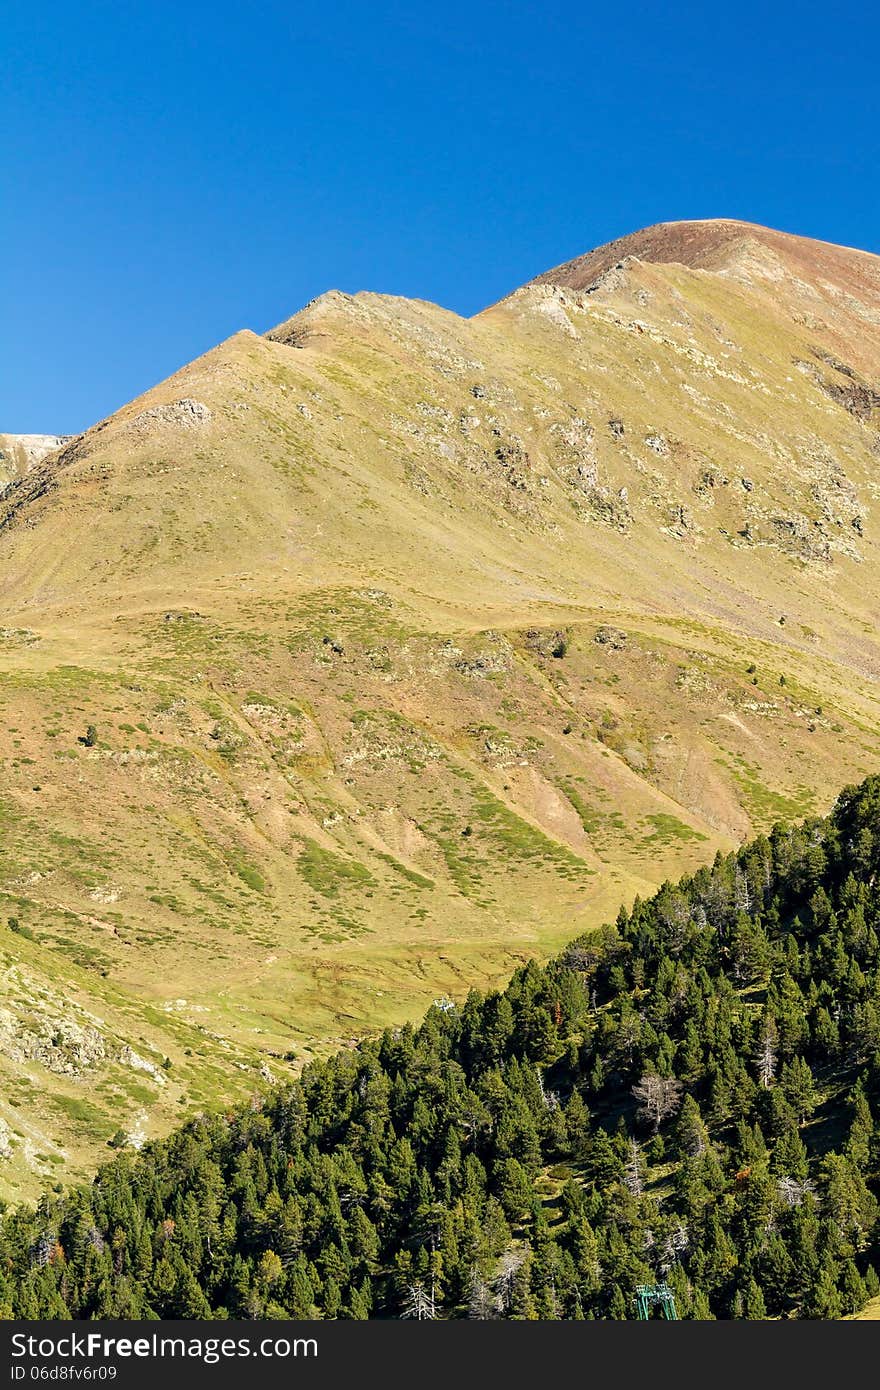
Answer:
[635, 1283, 678, 1319]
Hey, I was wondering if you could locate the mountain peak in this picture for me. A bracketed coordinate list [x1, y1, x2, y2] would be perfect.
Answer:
[526, 217, 880, 296]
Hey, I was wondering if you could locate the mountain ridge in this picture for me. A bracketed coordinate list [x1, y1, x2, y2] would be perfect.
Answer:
[1, 219, 879, 1200]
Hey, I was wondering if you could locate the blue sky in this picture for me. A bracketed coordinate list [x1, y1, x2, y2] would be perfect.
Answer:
[4, 0, 878, 433]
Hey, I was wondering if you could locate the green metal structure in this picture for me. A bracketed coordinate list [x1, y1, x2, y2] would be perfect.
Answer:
[634, 1283, 678, 1319]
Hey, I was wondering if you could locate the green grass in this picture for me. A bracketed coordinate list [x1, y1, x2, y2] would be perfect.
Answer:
[234, 862, 267, 894]
[50, 1094, 111, 1134]
[471, 785, 591, 882]
[298, 840, 375, 897]
[728, 755, 817, 825]
[641, 813, 708, 845]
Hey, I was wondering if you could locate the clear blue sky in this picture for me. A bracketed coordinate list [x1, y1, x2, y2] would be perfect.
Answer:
[4, 0, 878, 434]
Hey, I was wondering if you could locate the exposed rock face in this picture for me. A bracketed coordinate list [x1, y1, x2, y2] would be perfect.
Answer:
[0, 433, 70, 488]
[129, 398, 212, 430]
[795, 353, 880, 421]
[0, 1005, 109, 1075]
[523, 628, 569, 659]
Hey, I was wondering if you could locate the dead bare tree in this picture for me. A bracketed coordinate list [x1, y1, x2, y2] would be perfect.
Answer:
[660, 1223, 690, 1273]
[467, 1270, 495, 1320]
[402, 1280, 436, 1320]
[755, 1018, 778, 1088]
[624, 1137, 644, 1196]
[494, 1246, 527, 1315]
[777, 1175, 815, 1208]
[734, 863, 751, 913]
[632, 1073, 683, 1131]
[537, 1070, 559, 1111]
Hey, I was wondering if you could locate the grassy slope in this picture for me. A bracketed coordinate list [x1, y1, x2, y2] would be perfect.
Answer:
[1, 225, 880, 1198]
[852, 1297, 880, 1318]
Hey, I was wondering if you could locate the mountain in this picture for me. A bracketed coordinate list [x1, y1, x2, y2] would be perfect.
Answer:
[3, 775, 880, 1320]
[1, 219, 880, 1200]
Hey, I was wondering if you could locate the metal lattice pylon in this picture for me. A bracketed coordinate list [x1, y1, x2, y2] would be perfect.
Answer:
[634, 1282, 678, 1319]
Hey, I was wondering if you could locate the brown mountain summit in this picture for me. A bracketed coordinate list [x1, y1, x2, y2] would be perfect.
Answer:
[526, 218, 880, 374]
[530, 216, 880, 292]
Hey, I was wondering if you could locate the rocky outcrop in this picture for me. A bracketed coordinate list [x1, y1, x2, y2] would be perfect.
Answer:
[129, 398, 213, 431]
[594, 625, 628, 649]
[0, 433, 70, 488]
[0, 1006, 109, 1075]
[795, 355, 880, 421]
